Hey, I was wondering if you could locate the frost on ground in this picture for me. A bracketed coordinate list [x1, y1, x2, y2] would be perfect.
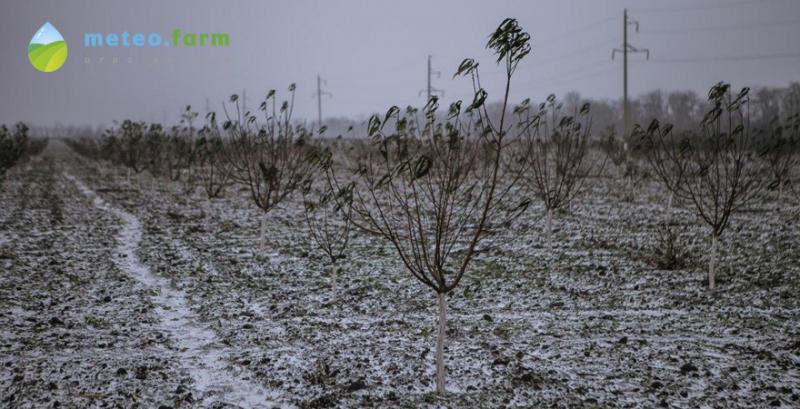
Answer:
[1, 143, 799, 408]
[65, 173, 284, 408]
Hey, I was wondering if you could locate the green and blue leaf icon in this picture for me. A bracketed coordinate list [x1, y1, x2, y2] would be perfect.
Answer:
[28, 22, 68, 73]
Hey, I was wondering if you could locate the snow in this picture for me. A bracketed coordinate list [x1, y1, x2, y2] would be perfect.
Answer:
[65, 172, 288, 408]
[1, 144, 799, 408]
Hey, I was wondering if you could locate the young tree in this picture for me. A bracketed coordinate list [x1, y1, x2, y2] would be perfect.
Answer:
[642, 83, 765, 290]
[108, 120, 148, 184]
[222, 85, 316, 247]
[638, 121, 689, 212]
[598, 126, 645, 202]
[301, 140, 353, 266]
[330, 18, 532, 394]
[763, 112, 799, 203]
[0, 123, 29, 190]
[195, 112, 233, 199]
[514, 94, 596, 239]
[163, 127, 193, 182]
[143, 123, 167, 180]
[179, 106, 200, 195]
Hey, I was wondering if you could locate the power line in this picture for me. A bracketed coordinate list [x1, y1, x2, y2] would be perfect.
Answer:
[643, 18, 800, 34]
[650, 52, 800, 62]
[631, 0, 776, 14]
[536, 14, 616, 50]
[476, 37, 618, 79]
[520, 63, 617, 90]
[535, 37, 620, 65]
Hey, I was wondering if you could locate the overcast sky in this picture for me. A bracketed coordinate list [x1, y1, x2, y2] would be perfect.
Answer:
[1, 0, 798, 127]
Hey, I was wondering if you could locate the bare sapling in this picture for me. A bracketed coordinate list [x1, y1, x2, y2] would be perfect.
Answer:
[113, 120, 148, 185]
[164, 127, 193, 182]
[763, 113, 798, 205]
[301, 139, 353, 266]
[642, 82, 766, 290]
[0, 123, 30, 191]
[195, 112, 233, 199]
[599, 126, 646, 202]
[222, 85, 317, 249]
[329, 18, 532, 395]
[178, 106, 200, 196]
[638, 120, 690, 217]
[143, 123, 167, 191]
[514, 94, 596, 240]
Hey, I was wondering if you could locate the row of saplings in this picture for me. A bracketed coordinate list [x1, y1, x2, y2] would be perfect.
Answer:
[66, 19, 799, 396]
[0, 123, 49, 191]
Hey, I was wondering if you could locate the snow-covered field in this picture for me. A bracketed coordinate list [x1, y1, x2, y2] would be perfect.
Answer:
[1, 143, 799, 408]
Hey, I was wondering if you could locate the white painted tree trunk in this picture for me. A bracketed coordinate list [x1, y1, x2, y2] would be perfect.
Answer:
[665, 193, 675, 224]
[709, 234, 718, 290]
[328, 264, 338, 304]
[260, 215, 267, 249]
[435, 292, 447, 395]
[545, 208, 553, 242]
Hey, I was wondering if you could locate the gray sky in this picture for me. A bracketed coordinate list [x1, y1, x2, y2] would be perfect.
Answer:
[1, 0, 798, 127]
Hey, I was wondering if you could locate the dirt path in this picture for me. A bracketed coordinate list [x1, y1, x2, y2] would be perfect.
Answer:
[64, 172, 286, 409]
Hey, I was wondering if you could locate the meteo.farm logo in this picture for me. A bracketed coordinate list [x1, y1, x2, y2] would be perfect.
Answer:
[28, 22, 68, 73]
[28, 21, 230, 73]
[83, 29, 230, 48]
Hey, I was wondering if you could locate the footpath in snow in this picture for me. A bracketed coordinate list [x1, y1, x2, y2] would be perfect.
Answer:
[65, 172, 287, 409]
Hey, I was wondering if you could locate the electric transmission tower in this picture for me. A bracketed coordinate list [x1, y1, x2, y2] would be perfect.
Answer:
[313, 74, 332, 129]
[419, 55, 445, 101]
[612, 9, 649, 139]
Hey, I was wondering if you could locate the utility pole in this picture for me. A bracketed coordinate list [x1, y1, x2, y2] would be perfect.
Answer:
[612, 9, 649, 139]
[419, 55, 444, 101]
[313, 74, 332, 129]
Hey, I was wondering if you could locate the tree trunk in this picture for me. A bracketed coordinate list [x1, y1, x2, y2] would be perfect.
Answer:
[435, 292, 447, 395]
[545, 208, 553, 242]
[329, 263, 338, 304]
[665, 192, 674, 224]
[260, 215, 267, 249]
[709, 234, 718, 290]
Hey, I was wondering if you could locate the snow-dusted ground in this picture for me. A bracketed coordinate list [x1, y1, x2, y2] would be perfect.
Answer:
[1, 143, 799, 408]
[65, 173, 286, 408]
